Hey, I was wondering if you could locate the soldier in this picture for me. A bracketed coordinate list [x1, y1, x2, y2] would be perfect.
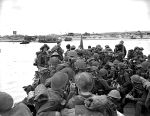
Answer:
[66, 72, 94, 108]
[64, 44, 71, 56]
[35, 72, 69, 116]
[37, 44, 50, 69]
[51, 40, 64, 61]
[125, 75, 149, 116]
[91, 67, 117, 95]
[114, 40, 126, 61]
[74, 59, 87, 74]
[67, 72, 116, 116]
[107, 90, 122, 113]
[141, 54, 150, 71]
[117, 63, 132, 97]
[87, 53, 102, 68]
[0, 92, 33, 116]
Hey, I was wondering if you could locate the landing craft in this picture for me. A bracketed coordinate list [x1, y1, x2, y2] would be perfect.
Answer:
[20, 41, 30, 44]
[64, 37, 72, 41]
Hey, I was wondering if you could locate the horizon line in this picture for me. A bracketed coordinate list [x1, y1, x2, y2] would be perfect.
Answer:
[1, 30, 150, 36]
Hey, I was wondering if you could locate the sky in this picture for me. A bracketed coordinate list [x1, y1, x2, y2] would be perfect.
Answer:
[0, 0, 150, 35]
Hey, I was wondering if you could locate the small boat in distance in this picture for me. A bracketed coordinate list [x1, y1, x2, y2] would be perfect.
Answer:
[38, 41, 57, 43]
[20, 40, 30, 44]
[64, 37, 72, 41]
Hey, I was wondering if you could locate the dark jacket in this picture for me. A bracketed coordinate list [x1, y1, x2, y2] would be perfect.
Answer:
[117, 71, 132, 95]
[35, 88, 65, 116]
[117, 71, 131, 88]
[37, 52, 49, 68]
[114, 44, 126, 57]
[91, 78, 116, 95]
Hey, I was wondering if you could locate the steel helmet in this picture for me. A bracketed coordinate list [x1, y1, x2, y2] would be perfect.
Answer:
[108, 90, 121, 99]
[118, 63, 126, 69]
[99, 68, 108, 77]
[139, 47, 144, 50]
[70, 45, 76, 50]
[67, 50, 78, 58]
[120, 40, 124, 44]
[136, 64, 142, 68]
[34, 84, 47, 100]
[40, 44, 50, 51]
[105, 45, 109, 48]
[107, 62, 114, 67]
[0, 92, 14, 112]
[93, 53, 99, 59]
[91, 61, 99, 67]
[113, 59, 120, 65]
[66, 44, 70, 49]
[90, 66, 98, 71]
[50, 72, 68, 90]
[48, 57, 60, 66]
[96, 45, 102, 49]
[56, 63, 69, 71]
[141, 61, 150, 70]
[75, 72, 93, 92]
[51, 52, 60, 57]
[74, 59, 86, 70]
[130, 75, 142, 83]
[57, 39, 62, 44]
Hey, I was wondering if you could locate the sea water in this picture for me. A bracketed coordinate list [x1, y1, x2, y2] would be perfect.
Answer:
[0, 39, 150, 103]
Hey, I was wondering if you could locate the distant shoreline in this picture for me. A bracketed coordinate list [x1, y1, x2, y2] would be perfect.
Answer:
[0, 30, 150, 42]
[0, 36, 150, 42]
[0, 38, 150, 43]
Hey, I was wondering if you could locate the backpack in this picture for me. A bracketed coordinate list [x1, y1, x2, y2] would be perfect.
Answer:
[75, 105, 104, 116]
[84, 95, 117, 116]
